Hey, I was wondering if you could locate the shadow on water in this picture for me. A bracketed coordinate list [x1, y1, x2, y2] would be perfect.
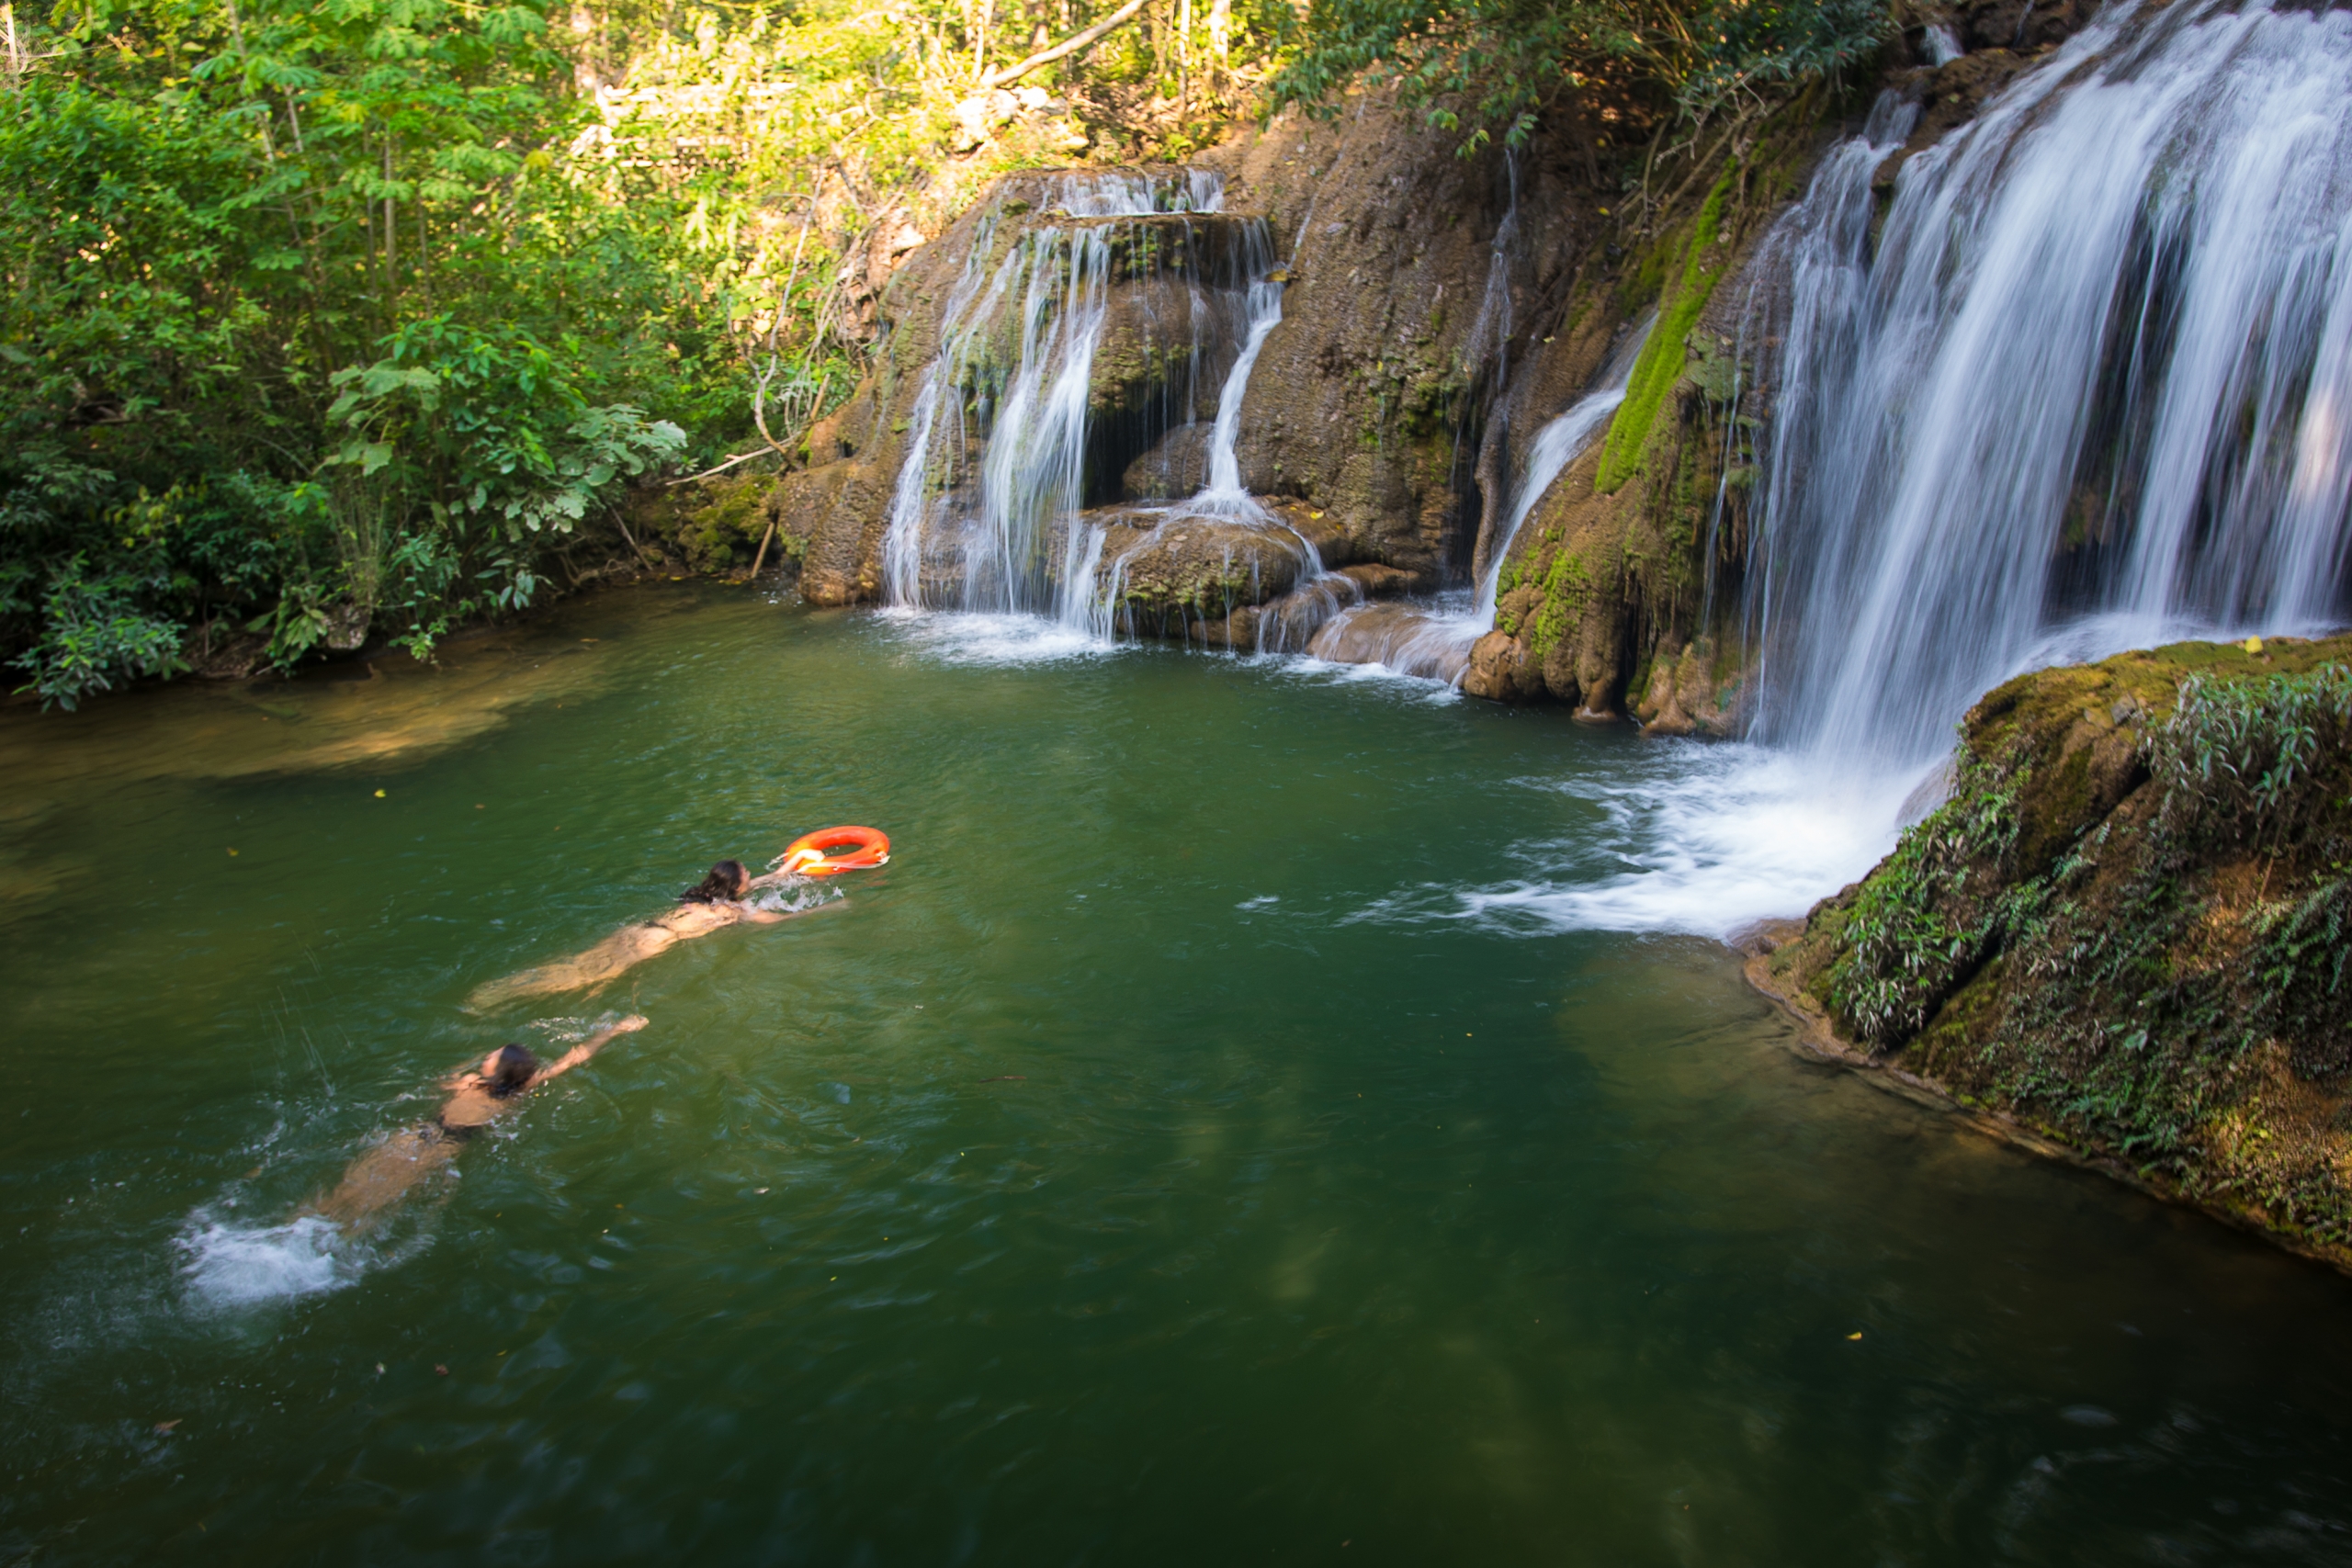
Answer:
[3, 584, 2349, 1566]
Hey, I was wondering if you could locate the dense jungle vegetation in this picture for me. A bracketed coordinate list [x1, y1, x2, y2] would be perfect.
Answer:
[0, 0, 1885, 706]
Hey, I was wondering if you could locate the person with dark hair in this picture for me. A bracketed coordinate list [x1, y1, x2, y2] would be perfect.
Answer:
[681, 859, 752, 904]
[467, 859, 804, 1010]
[310, 1015, 649, 1231]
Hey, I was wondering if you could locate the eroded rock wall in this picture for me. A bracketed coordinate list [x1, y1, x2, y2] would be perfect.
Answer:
[643, 7, 2096, 704]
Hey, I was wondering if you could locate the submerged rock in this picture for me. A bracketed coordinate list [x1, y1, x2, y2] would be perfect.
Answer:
[1304, 601, 1472, 680]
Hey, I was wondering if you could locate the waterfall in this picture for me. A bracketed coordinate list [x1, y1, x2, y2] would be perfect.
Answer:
[1300, 319, 1649, 680]
[1195, 220, 1281, 513]
[1744, 0, 2352, 766]
[882, 168, 1337, 645]
[1142, 209, 1365, 652]
[1472, 316, 1653, 626]
[1412, 0, 2352, 938]
[880, 171, 1229, 623]
[878, 164, 1362, 656]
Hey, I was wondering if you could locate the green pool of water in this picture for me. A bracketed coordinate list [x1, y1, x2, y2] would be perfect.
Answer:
[5, 587, 2350, 1565]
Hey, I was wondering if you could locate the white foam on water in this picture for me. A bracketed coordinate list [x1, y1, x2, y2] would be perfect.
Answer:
[177, 1211, 365, 1309]
[1250, 651, 1464, 703]
[749, 882, 845, 915]
[1357, 743, 1925, 940]
[878, 607, 1125, 666]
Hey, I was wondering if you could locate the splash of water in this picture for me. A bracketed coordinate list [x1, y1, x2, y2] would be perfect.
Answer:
[178, 1212, 365, 1309]
[1352, 742, 1923, 940]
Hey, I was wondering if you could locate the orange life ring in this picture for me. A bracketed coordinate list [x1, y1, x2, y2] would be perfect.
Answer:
[776, 825, 891, 878]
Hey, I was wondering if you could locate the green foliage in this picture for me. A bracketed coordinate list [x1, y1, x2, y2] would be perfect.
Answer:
[2151, 664, 2352, 849]
[325, 321, 686, 552]
[1594, 172, 1727, 493]
[1792, 651, 2352, 1250]
[1827, 753, 2035, 1046]
[0, 0, 745, 694]
[8, 554, 188, 708]
[0, 0, 1294, 702]
[1272, 0, 1892, 152]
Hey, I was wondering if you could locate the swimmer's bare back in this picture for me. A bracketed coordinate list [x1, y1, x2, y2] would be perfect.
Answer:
[466, 872, 799, 1011]
[308, 1016, 649, 1232]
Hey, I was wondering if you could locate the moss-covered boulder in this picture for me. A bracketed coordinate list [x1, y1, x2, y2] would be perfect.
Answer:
[1752, 635, 2352, 1270]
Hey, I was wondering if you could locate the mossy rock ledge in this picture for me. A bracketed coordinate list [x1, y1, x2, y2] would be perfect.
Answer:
[1747, 634, 2352, 1273]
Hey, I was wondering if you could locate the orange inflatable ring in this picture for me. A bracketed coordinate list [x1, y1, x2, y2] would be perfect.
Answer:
[776, 825, 891, 878]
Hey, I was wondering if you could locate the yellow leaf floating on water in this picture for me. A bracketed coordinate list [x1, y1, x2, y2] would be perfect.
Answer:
[374, 788, 386, 797]
[1847, 1332, 1864, 1340]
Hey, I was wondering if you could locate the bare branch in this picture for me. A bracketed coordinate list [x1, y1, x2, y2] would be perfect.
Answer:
[980, 0, 1146, 90]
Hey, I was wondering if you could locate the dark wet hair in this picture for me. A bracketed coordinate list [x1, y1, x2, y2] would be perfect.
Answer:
[681, 859, 749, 904]
[486, 1043, 540, 1098]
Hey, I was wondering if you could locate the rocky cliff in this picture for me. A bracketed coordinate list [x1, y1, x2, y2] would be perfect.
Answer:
[641, 0, 2098, 723]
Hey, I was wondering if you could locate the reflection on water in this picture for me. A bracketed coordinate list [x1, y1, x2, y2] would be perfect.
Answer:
[3, 584, 2350, 1566]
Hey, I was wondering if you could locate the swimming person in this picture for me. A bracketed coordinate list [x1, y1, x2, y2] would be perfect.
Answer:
[466, 860, 806, 1010]
[309, 1014, 649, 1232]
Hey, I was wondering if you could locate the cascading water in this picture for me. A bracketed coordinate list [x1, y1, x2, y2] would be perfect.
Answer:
[1744, 0, 2352, 767]
[1415, 0, 2352, 937]
[1194, 224, 1283, 514]
[1471, 316, 1653, 626]
[1303, 319, 1650, 680]
[881, 171, 1233, 630]
[1166, 216, 1367, 652]
[880, 169, 1340, 651]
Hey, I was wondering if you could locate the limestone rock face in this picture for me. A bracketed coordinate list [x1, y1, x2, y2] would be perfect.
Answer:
[1463, 629, 1535, 702]
[789, 464, 887, 605]
[1090, 509, 1316, 617]
[1633, 639, 1741, 738]
[1121, 423, 1213, 501]
[1202, 102, 1606, 586]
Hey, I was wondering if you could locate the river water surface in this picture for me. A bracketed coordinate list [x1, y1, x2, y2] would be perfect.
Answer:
[5, 587, 2351, 1565]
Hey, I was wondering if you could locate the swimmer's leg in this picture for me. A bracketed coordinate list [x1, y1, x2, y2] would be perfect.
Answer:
[468, 928, 675, 1011]
[307, 1126, 459, 1233]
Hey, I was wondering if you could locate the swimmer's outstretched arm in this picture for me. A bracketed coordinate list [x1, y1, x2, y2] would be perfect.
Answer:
[526, 1013, 648, 1088]
[313, 1017, 648, 1233]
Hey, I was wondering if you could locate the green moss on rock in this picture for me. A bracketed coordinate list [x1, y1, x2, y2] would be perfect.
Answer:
[1759, 633, 2352, 1269]
[1595, 174, 1735, 495]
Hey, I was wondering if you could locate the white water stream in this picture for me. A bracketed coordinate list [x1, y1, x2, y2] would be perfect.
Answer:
[1304, 319, 1651, 681]
[1429, 0, 2352, 936]
[1749, 0, 2352, 764]
[878, 169, 1343, 654]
